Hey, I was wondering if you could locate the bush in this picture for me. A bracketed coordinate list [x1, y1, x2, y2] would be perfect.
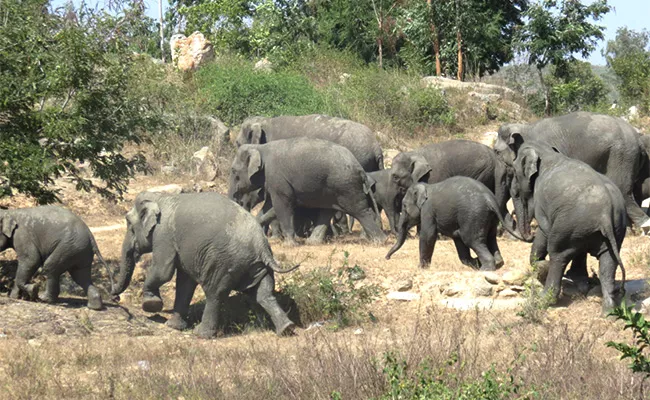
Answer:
[606, 302, 650, 376]
[196, 56, 327, 126]
[278, 250, 379, 329]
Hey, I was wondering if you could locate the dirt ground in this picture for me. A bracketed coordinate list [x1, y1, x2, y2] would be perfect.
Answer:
[0, 131, 649, 399]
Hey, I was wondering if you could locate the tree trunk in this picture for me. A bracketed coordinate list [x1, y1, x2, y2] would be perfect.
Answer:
[457, 30, 463, 81]
[538, 67, 551, 116]
[377, 12, 383, 68]
[427, 0, 441, 76]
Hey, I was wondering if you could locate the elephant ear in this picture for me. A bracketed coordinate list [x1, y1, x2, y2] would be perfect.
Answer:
[140, 200, 161, 237]
[364, 173, 377, 194]
[508, 133, 525, 157]
[249, 123, 266, 144]
[410, 156, 432, 183]
[1, 215, 17, 238]
[521, 148, 540, 182]
[246, 148, 263, 180]
[413, 184, 428, 208]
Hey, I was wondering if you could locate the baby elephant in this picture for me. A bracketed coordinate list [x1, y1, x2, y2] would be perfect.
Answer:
[0, 206, 114, 310]
[386, 177, 526, 270]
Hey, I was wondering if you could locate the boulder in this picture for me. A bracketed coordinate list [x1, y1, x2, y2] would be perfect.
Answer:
[396, 279, 413, 292]
[147, 184, 183, 195]
[471, 281, 493, 297]
[191, 146, 218, 181]
[502, 269, 530, 286]
[499, 289, 519, 298]
[482, 271, 501, 285]
[339, 73, 351, 84]
[170, 32, 215, 72]
[254, 58, 273, 73]
[387, 291, 420, 301]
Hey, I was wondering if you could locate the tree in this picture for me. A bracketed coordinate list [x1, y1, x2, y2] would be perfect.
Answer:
[605, 27, 650, 113]
[515, 0, 610, 115]
[0, 0, 159, 203]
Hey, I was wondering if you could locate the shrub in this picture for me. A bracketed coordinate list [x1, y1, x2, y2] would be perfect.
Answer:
[278, 250, 379, 329]
[606, 302, 650, 376]
[516, 270, 553, 324]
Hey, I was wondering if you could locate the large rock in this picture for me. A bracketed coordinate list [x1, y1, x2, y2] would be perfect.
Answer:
[170, 32, 215, 72]
[191, 147, 218, 181]
[254, 58, 273, 73]
[502, 269, 530, 286]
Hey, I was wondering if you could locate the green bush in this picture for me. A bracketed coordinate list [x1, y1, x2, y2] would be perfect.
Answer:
[606, 302, 650, 376]
[279, 251, 379, 329]
[196, 56, 327, 126]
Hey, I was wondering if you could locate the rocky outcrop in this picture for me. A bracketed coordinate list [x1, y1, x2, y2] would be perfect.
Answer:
[170, 32, 215, 71]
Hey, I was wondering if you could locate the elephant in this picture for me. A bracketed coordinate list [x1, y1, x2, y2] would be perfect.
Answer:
[111, 191, 297, 339]
[508, 134, 627, 312]
[0, 206, 114, 310]
[367, 169, 401, 234]
[385, 178, 526, 270]
[634, 134, 650, 209]
[494, 111, 648, 228]
[389, 140, 515, 229]
[236, 114, 384, 172]
[228, 137, 386, 245]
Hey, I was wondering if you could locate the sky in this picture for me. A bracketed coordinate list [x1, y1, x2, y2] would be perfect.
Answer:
[53, 0, 649, 66]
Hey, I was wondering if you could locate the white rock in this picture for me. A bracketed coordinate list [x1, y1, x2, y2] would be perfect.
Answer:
[396, 279, 413, 292]
[499, 289, 519, 298]
[502, 269, 530, 286]
[387, 291, 420, 301]
[483, 271, 500, 285]
[254, 58, 273, 73]
[147, 184, 183, 195]
[137, 360, 151, 371]
[354, 328, 363, 335]
[339, 73, 351, 84]
[171, 32, 214, 71]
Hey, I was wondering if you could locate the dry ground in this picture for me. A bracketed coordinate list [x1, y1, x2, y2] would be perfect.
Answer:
[1, 133, 649, 399]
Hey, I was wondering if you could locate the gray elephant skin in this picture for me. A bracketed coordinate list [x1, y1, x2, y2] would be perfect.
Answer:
[0, 206, 114, 310]
[111, 191, 297, 339]
[237, 114, 384, 171]
[634, 134, 650, 207]
[389, 140, 514, 227]
[228, 137, 386, 245]
[508, 134, 627, 312]
[367, 169, 401, 233]
[385, 178, 525, 270]
[495, 111, 647, 228]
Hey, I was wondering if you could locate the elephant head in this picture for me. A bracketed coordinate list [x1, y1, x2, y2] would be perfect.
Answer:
[228, 145, 264, 203]
[238, 188, 265, 211]
[236, 118, 267, 148]
[112, 192, 161, 296]
[0, 211, 17, 252]
[508, 133, 538, 241]
[385, 184, 428, 259]
[390, 153, 432, 190]
[494, 123, 528, 166]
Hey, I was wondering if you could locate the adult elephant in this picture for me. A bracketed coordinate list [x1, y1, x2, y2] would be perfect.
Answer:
[111, 191, 297, 339]
[389, 140, 514, 228]
[495, 112, 648, 228]
[236, 114, 384, 172]
[634, 134, 650, 208]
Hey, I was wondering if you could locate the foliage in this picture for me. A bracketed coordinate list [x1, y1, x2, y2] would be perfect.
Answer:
[377, 352, 537, 399]
[195, 56, 326, 126]
[516, 275, 552, 324]
[515, 0, 611, 115]
[279, 251, 379, 329]
[0, 0, 161, 203]
[605, 27, 650, 113]
[606, 302, 650, 376]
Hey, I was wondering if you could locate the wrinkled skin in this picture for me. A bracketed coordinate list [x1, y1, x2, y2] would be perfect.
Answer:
[112, 191, 296, 339]
[389, 140, 515, 231]
[228, 138, 386, 245]
[385, 178, 526, 270]
[367, 169, 401, 234]
[495, 112, 648, 228]
[236, 114, 384, 171]
[0, 206, 113, 310]
[508, 135, 627, 313]
[634, 134, 650, 209]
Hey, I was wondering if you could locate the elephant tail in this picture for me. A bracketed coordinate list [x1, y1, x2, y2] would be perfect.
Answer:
[89, 231, 116, 294]
[363, 172, 382, 219]
[486, 195, 530, 242]
[600, 222, 626, 299]
[263, 252, 301, 274]
[375, 148, 385, 170]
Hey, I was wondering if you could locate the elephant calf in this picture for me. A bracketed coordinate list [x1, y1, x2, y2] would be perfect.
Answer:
[385, 178, 525, 270]
[367, 169, 400, 234]
[0, 206, 114, 310]
[229, 137, 386, 245]
[111, 191, 297, 339]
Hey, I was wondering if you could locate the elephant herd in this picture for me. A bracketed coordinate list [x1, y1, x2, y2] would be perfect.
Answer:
[0, 111, 649, 339]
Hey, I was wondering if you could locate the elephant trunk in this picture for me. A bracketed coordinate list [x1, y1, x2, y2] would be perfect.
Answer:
[112, 229, 140, 296]
[385, 213, 409, 259]
[513, 197, 534, 242]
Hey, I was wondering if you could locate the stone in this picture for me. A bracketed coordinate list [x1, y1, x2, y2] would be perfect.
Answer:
[161, 165, 178, 175]
[442, 287, 461, 297]
[147, 184, 183, 195]
[642, 297, 650, 314]
[499, 289, 519, 298]
[387, 291, 420, 301]
[471, 283, 493, 297]
[339, 73, 351, 84]
[396, 279, 413, 292]
[170, 32, 215, 72]
[483, 271, 501, 285]
[353, 328, 363, 335]
[502, 269, 530, 286]
[509, 285, 526, 292]
[207, 116, 230, 144]
[382, 149, 400, 169]
[254, 58, 273, 73]
[480, 131, 498, 148]
[191, 146, 218, 181]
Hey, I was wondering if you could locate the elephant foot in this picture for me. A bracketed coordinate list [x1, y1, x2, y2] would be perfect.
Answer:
[194, 322, 217, 339]
[166, 313, 189, 331]
[494, 255, 505, 269]
[25, 284, 40, 301]
[480, 265, 496, 272]
[87, 286, 103, 311]
[275, 320, 296, 336]
[460, 258, 480, 270]
[418, 261, 431, 269]
[142, 294, 164, 313]
[9, 286, 20, 300]
[38, 290, 58, 304]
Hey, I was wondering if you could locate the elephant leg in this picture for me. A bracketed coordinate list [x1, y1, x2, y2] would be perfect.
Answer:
[11, 254, 40, 300]
[247, 273, 294, 336]
[418, 222, 438, 268]
[350, 208, 386, 244]
[566, 253, 589, 295]
[530, 230, 549, 282]
[453, 238, 478, 269]
[272, 199, 298, 246]
[69, 266, 103, 310]
[166, 269, 198, 331]
[331, 211, 349, 236]
[142, 248, 178, 313]
[307, 209, 335, 245]
[472, 241, 496, 272]
[598, 250, 621, 314]
[487, 225, 504, 268]
[195, 285, 230, 339]
[38, 272, 61, 305]
[544, 249, 575, 304]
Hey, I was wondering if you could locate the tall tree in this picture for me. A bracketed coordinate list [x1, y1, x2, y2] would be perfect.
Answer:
[605, 27, 650, 112]
[515, 0, 610, 115]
